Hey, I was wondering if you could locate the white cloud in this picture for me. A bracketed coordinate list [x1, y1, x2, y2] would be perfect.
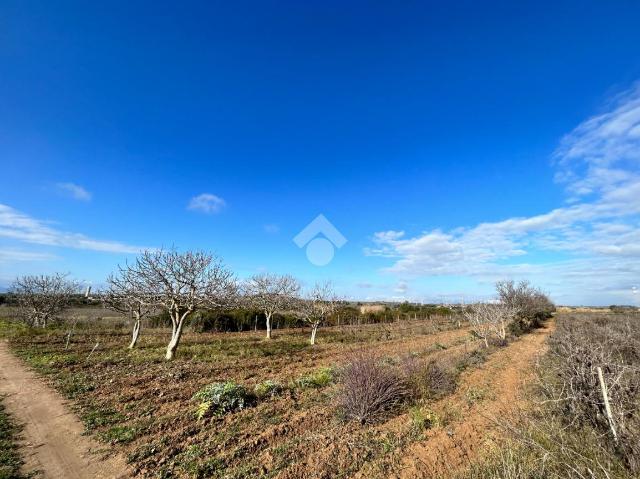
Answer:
[367, 83, 640, 305]
[554, 82, 640, 200]
[56, 182, 92, 201]
[187, 193, 226, 214]
[0, 204, 148, 254]
[0, 249, 58, 263]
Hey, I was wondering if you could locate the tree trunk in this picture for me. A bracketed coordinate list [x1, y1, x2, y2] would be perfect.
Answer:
[310, 323, 319, 345]
[266, 312, 272, 339]
[165, 319, 186, 360]
[129, 319, 141, 349]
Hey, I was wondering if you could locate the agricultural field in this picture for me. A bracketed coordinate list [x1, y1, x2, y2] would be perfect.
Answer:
[0, 302, 555, 479]
[3, 263, 636, 479]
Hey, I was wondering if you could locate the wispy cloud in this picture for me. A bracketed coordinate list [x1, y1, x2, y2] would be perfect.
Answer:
[554, 83, 640, 201]
[0, 204, 148, 254]
[367, 83, 640, 305]
[0, 249, 58, 263]
[56, 182, 92, 201]
[187, 193, 226, 214]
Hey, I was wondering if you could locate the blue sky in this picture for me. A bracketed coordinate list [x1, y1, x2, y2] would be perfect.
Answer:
[1, 1, 640, 305]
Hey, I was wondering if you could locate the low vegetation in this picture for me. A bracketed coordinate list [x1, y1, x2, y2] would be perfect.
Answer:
[0, 397, 26, 479]
[460, 311, 640, 479]
[338, 353, 408, 424]
[193, 381, 252, 420]
[1, 259, 561, 478]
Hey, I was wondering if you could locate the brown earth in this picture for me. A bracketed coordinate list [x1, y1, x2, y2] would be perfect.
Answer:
[2, 315, 551, 478]
[0, 340, 132, 479]
[392, 320, 555, 478]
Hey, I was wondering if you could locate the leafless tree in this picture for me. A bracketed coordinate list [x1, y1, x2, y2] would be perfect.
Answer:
[496, 279, 554, 330]
[103, 265, 155, 349]
[297, 281, 339, 345]
[129, 249, 237, 360]
[463, 302, 493, 347]
[463, 301, 519, 347]
[10, 273, 78, 328]
[243, 273, 300, 339]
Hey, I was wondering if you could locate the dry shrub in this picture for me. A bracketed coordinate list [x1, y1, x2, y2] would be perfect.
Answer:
[542, 313, 640, 472]
[423, 360, 458, 398]
[338, 353, 408, 424]
[399, 354, 458, 399]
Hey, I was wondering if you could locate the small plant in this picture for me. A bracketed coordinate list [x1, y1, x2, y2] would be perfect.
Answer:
[295, 367, 334, 389]
[409, 406, 440, 433]
[193, 381, 251, 420]
[338, 354, 408, 424]
[98, 425, 137, 444]
[465, 387, 486, 404]
[254, 380, 283, 399]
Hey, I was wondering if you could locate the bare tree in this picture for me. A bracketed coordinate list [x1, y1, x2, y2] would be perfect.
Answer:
[10, 273, 78, 328]
[104, 265, 155, 349]
[463, 302, 493, 348]
[496, 279, 554, 331]
[463, 302, 518, 347]
[243, 273, 300, 339]
[129, 249, 237, 360]
[298, 281, 339, 345]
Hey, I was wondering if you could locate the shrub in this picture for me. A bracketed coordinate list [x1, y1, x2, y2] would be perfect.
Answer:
[254, 380, 283, 399]
[496, 280, 555, 334]
[423, 360, 458, 397]
[543, 313, 640, 472]
[399, 354, 458, 399]
[295, 367, 334, 389]
[193, 381, 251, 420]
[338, 354, 408, 424]
[148, 310, 172, 328]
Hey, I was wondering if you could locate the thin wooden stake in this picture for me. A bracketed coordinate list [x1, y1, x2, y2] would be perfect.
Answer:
[86, 342, 99, 362]
[597, 366, 618, 443]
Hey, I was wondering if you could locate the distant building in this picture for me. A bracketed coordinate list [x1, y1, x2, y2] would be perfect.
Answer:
[359, 304, 386, 314]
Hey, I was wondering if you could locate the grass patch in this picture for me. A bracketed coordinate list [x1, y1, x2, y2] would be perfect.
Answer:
[294, 367, 334, 389]
[98, 425, 138, 444]
[0, 397, 28, 479]
[82, 406, 124, 430]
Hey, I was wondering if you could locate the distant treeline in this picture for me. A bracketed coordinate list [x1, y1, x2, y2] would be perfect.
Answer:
[148, 302, 459, 333]
[609, 304, 640, 313]
[0, 293, 96, 307]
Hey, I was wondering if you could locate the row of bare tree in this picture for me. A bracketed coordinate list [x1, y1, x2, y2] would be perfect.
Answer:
[9, 249, 339, 360]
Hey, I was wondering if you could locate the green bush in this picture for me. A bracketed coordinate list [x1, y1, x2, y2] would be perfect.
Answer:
[254, 380, 283, 399]
[193, 381, 251, 419]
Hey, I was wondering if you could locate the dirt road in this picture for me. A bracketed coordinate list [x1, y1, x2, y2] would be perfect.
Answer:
[396, 320, 555, 478]
[0, 340, 131, 479]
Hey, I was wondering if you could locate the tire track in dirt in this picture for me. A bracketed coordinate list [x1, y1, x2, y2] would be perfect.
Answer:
[0, 340, 132, 479]
[390, 320, 555, 479]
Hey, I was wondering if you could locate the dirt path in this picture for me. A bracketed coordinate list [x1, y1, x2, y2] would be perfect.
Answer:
[393, 320, 555, 478]
[0, 340, 131, 479]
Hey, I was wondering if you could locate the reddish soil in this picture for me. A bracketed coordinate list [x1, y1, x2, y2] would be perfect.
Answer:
[393, 320, 555, 478]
